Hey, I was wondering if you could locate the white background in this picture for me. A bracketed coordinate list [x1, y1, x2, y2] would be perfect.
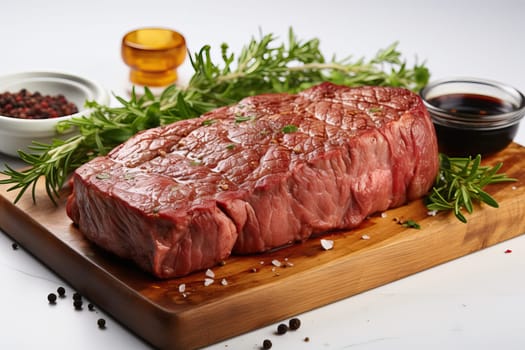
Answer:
[1, 0, 525, 349]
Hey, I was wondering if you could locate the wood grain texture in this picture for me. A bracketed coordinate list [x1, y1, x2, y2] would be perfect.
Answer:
[1, 143, 525, 349]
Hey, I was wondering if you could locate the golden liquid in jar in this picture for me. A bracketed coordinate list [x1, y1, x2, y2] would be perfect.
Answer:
[121, 28, 186, 87]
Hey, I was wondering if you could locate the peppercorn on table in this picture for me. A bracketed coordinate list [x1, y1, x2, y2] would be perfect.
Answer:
[1, 1, 525, 349]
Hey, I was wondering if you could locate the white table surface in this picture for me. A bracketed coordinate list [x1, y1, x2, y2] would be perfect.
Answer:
[1, 0, 525, 349]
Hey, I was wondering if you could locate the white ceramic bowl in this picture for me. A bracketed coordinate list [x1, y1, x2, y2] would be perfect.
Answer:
[0, 71, 109, 157]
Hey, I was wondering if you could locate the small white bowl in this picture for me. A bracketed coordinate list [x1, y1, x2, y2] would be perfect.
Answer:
[0, 71, 109, 157]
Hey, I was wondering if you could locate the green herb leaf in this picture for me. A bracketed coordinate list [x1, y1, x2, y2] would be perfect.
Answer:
[425, 154, 516, 223]
[282, 124, 299, 133]
[202, 119, 216, 126]
[401, 219, 421, 229]
[368, 107, 383, 114]
[234, 115, 254, 124]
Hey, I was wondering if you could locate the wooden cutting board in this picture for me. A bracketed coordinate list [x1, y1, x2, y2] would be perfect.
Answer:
[1, 142, 525, 350]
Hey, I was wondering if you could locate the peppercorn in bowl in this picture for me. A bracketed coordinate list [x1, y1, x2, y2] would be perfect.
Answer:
[0, 71, 108, 157]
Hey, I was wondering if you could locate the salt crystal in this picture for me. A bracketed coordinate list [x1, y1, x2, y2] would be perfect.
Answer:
[380, 212, 387, 218]
[512, 186, 517, 190]
[272, 259, 282, 267]
[320, 239, 334, 250]
[221, 278, 228, 286]
[178, 283, 186, 293]
[204, 278, 214, 286]
[205, 268, 215, 279]
[427, 210, 438, 216]
[361, 234, 370, 240]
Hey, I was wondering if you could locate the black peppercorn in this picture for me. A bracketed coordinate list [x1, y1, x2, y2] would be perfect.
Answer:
[262, 339, 272, 349]
[73, 299, 83, 310]
[289, 317, 301, 330]
[47, 293, 57, 304]
[97, 318, 106, 329]
[88, 303, 95, 311]
[57, 287, 66, 297]
[73, 292, 82, 301]
[11, 243, 19, 250]
[277, 323, 288, 335]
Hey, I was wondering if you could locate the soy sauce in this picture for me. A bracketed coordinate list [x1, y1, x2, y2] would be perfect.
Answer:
[427, 93, 519, 156]
[428, 93, 515, 116]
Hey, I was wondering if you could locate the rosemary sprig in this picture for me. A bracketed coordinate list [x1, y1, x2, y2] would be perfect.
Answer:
[425, 154, 516, 223]
[0, 28, 429, 203]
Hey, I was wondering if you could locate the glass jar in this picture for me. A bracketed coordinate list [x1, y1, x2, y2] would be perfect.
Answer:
[121, 28, 187, 88]
[420, 77, 525, 156]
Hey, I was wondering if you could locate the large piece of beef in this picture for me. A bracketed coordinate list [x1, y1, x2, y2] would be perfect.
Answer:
[66, 82, 439, 279]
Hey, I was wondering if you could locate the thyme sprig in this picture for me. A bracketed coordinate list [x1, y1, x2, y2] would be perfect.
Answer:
[0, 28, 429, 203]
[425, 154, 516, 223]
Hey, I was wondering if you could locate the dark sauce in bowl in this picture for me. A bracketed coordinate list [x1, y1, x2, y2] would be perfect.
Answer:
[428, 93, 515, 115]
[428, 93, 519, 156]
[420, 78, 525, 157]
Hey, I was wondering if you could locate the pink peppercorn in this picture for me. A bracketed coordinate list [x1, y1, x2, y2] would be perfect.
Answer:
[0, 89, 78, 119]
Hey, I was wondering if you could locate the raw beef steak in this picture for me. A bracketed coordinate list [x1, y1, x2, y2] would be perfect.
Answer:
[66, 82, 439, 278]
